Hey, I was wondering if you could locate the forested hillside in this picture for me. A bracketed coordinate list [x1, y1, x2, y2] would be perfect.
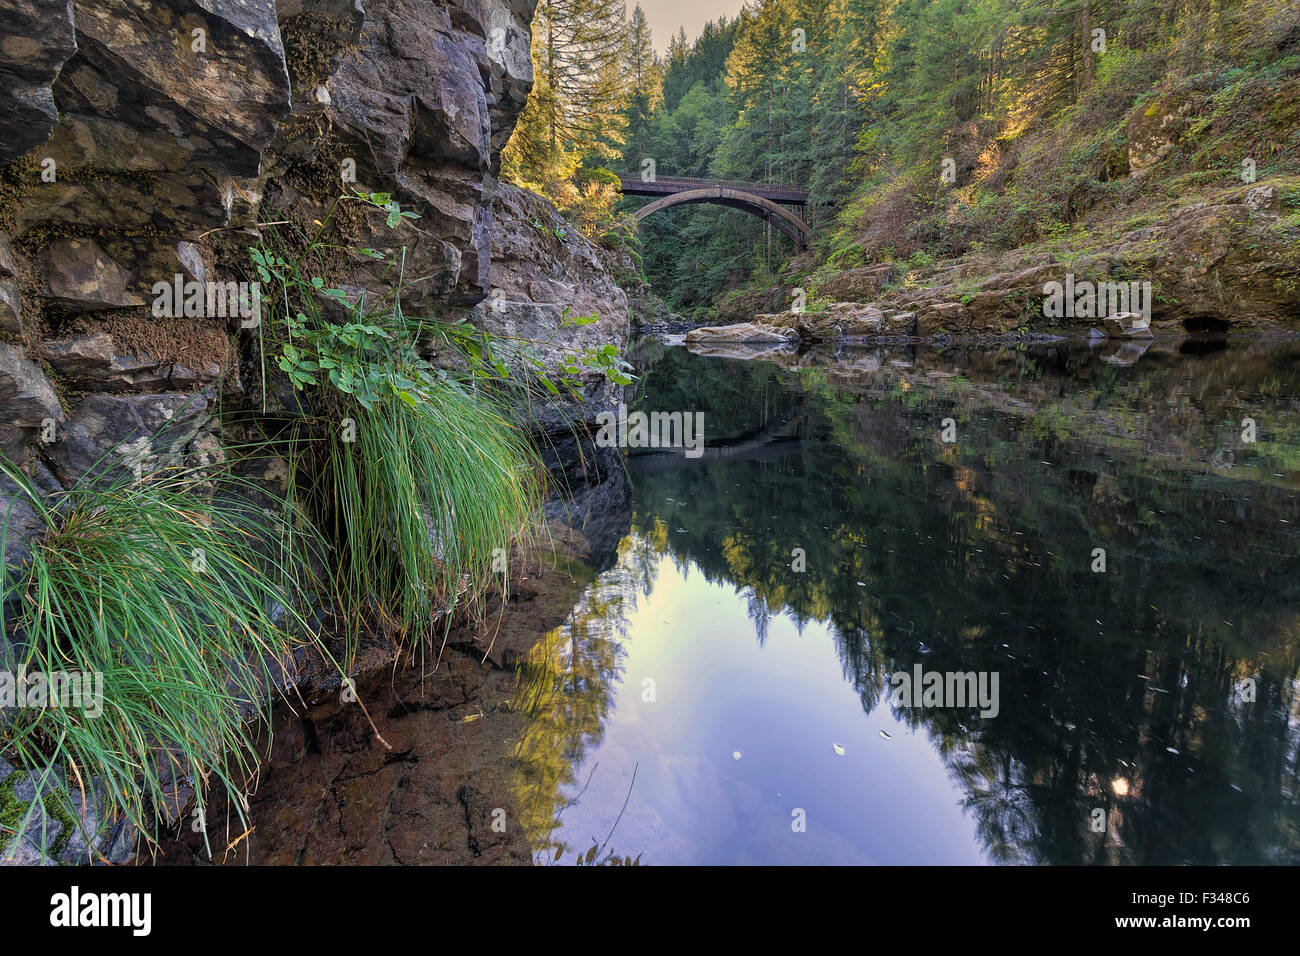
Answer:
[504, 0, 1300, 321]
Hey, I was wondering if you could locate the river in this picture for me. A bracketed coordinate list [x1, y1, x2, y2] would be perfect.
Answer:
[515, 337, 1300, 865]
[156, 336, 1300, 866]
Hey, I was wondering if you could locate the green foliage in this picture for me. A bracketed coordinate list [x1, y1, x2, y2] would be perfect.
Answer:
[0, 182, 635, 859]
[0, 453, 322, 861]
[530, 0, 1300, 312]
[293, 369, 543, 653]
[245, 192, 550, 657]
[503, 0, 631, 225]
[247, 186, 632, 660]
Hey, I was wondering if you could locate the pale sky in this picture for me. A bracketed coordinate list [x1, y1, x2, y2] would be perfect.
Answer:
[635, 0, 747, 53]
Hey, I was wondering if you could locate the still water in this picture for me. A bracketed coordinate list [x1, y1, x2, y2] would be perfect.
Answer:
[513, 339, 1300, 865]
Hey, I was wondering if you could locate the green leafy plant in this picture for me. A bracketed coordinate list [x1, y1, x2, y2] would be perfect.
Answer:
[287, 372, 544, 654]
[247, 191, 554, 658]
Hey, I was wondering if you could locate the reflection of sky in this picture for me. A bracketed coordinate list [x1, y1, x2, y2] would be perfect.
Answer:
[553, 552, 988, 865]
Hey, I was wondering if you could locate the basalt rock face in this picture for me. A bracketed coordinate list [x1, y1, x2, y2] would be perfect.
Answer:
[0, 0, 545, 501]
[472, 184, 630, 370]
[471, 184, 632, 571]
[2, 0, 535, 301]
[0, 0, 633, 865]
[0, 0, 77, 165]
[258, 0, 536, 309]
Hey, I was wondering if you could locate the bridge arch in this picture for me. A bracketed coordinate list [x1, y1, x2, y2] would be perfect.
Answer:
[632, 186, 812, 249]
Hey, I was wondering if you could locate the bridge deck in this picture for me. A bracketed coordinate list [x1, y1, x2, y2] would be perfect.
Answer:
[618, 175, 808, 204]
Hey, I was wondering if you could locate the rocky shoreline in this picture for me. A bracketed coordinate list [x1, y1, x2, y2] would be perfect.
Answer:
[713, 179, 1299, 343]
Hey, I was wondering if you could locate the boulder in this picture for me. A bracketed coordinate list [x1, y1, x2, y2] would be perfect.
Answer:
[38, 331, 220, 392]
[42, 239, 144, 311]
[47, 391, 214, 488]
[16, 0, 292, 239]
[0, 0, 77, 163]
[0, 472, 45, 571]
[1104, 311, 1154, 338]
[828, 302, 884, 337]
[817, 264, 896, 302]
[11, 766, 64, 802]
[0, 344, 61, 428]
[684, 322, 800, 346]
[916, 301, 972, 333]
[308, 0, 537, 306]
[883, 311, 918, 334]
[1126, 93, 1196, 177]
[757, 309, 836, 341]
[54, 776, 113, 864]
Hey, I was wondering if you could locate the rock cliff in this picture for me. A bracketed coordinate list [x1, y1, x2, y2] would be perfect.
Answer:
[0, 0, 634, 561]
[0, 0, 630, 864]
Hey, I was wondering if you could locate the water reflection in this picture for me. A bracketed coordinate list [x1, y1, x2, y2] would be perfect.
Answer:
[513, 341, 1300, 865]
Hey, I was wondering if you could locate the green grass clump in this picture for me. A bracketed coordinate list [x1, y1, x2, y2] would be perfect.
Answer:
[0, 458, 321, 860]
[248, 190, 569, 659]
[293, 371, 543, 654]
[0, 187, 625, 861]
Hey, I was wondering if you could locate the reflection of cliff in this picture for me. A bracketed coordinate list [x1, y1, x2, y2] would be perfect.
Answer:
[625, 344, 1300, 864]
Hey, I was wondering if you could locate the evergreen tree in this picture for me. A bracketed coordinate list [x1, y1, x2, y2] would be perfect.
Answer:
[622, 6, 664, 171]
[504, 0, 630, 189]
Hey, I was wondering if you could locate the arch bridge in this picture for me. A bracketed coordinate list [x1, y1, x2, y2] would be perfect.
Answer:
[618, 175, 812, 249]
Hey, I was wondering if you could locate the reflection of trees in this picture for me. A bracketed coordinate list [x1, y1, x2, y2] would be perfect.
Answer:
[625, 346, 1300, 864]
[509, 536, 660, 861]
